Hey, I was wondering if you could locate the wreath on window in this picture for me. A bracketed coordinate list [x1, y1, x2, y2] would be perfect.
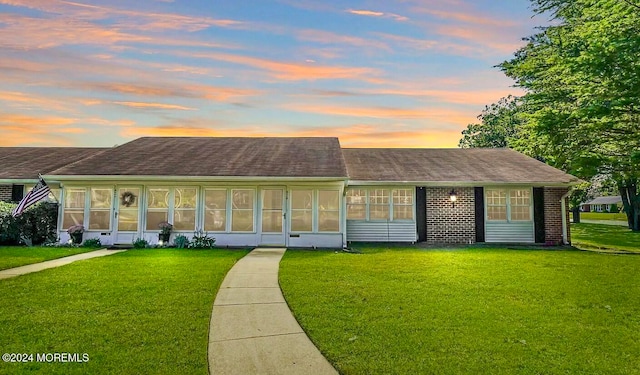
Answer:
[121, 191, 136, 207]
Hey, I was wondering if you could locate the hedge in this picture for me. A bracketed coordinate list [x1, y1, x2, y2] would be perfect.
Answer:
[0, 201, 59, 245]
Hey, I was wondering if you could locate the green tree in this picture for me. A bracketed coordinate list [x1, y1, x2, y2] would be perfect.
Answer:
[499, 0, 640, 231]
[458, 96, 522, 149]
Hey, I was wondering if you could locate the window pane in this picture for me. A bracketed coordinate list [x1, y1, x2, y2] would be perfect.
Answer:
[369, 189, 389, 204]
[262, 190, 283, 209]
[174, 209, 196, 230]
[393, 205, 413, 220]
[510, 205, 531, 221]
[291, 209, 312, 232]
[89, 211, 111, 230]
[205, 190, 226, 232]
[319, 211, 339, 232]
[346, 189, 366, 204]
[232, 210, 254, 232]
[65, 189, 85, 209]
[487, 206, 507, 221]
[347, 205, 366, 220]
[63, 211, 84, 229]
[319, 190, 339, 210]
[262, 211, 282, 232]
[393, 189, 413, 204]
[91, 188, 112, 208]
[146, 211, 168, 231]
[148, 188, 169, 208]
[118, 209, 138, 231]
[370, 205, 390, 220]
[175, 188, 197, 208]
[232, 190, 253, 209]
[292, 190, 312, 209]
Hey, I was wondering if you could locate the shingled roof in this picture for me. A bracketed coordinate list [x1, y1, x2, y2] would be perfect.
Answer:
[342, 148, 579, 184]
[49, 137, 349, 178]
[0, 147, 107, 180]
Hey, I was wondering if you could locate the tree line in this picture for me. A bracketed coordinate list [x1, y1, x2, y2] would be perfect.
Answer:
[459, 0, 640, 231]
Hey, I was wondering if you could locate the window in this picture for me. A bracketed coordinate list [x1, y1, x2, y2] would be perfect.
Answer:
[204, 189, 227, 232]
[393, 189, 414, 220]
[146, 188, 169, 230]
[318, 190, 340, 232]
[291, 190, 312, 232]
[369, 189, 390, 220]
[486, 188, 532, 222]
[173, 187, 197, 230]
[89, 188, 112, 230]
[231, 189, 254, 232]
[262, 189, 283, 233]
[486, 189, 507, 221]
[509, 189, 531, 221]
[346, 189, 366, 219]
[63, 189, 85, 229]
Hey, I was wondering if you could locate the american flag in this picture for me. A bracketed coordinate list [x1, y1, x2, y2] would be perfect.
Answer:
[12, 176, 52, 217]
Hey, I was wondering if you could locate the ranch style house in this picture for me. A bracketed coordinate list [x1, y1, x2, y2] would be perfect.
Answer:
[0, 137, 580, 248]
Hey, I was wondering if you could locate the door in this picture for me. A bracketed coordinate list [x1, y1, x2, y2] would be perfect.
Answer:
[114, 187, 141, 244]
[260, 188, 286, 246]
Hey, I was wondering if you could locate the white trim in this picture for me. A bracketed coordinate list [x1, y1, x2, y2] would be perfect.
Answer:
[44, 175, 348, 182]
[347, 180, 578, 187]
[561, 190, 570, 245]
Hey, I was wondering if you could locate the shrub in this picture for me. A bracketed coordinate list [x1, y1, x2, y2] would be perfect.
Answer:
[132, 238, 149, 249]
[609, 203, 619, 213]
[173, 234, 190, 249]
[0, 201, 58, 245]
[82, 238, 102, 248]
[189, 230, 216, 249]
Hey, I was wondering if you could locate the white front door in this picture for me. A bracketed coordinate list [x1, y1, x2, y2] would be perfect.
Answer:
[259, 188, 286, 246]
[114, 187, 141, 244]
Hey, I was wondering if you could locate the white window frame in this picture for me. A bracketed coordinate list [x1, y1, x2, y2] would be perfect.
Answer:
[345, 187, 415, 222]
[203, 188, 229, 233]
[230, 188, 256, 233]
[290, 189, 314, 233]
[317, 189, 340, 233]
[485, 187, 533, 223]
[145, 187, 199, 232]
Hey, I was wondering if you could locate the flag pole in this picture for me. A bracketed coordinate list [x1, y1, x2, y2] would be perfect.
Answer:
[38, 173, 59, 204]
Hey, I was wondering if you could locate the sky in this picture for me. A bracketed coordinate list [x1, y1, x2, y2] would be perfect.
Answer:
[0, 0, 549, 148]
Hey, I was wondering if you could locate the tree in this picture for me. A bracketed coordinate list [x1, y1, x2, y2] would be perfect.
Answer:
[498, 0, 640, 231]
[458, 96, 522, 149]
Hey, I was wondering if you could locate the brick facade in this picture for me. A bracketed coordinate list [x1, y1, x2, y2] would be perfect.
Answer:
[0, 185, 12, 202]
[543, 187, 570, 244]
[426, 187, 475, 244]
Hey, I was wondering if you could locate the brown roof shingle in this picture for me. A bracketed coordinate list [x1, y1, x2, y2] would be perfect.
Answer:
[342, 148, 579, 184]
[49, 137, 349, 178]
[0, 147, 107, 180]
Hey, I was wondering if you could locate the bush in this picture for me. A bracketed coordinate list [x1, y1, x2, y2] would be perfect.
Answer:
[609, 203, 619, 213]
[82, 238, 102, 248]
[189, 230, 216, 249]
[173, 234, 190, 249]
[132, 238, 149, 249]
[0, 201, 58, 245]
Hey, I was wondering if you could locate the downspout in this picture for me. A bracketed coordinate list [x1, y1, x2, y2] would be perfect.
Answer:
[560, 190, 571, 245]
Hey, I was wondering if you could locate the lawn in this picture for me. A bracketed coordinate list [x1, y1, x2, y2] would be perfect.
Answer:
[280, 248, 640, 374]
[0, 249, 248, 375]
[0, 246, 97, 271]
[580, 211, 628, 221]
[571, 223, 640, 252]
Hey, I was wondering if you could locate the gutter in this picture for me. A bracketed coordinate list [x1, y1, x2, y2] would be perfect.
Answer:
[560, 190, 571, 245]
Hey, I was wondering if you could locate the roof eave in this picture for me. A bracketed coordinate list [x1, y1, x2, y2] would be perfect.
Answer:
[43, 174, 349, 182]
[346, 180, 580, 187]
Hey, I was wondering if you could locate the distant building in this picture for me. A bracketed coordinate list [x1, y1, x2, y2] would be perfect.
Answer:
[580, 196, 622, 212]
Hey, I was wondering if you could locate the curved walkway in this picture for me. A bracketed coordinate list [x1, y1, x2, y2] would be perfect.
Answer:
[208, 248, 337, 375]
[0, 249, 126, 280]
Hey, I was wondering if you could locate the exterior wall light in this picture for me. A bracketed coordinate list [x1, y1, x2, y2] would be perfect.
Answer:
[449, 189, 458, 208]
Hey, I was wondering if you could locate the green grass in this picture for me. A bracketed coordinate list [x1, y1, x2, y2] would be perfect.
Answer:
[580, 211, 628, 221]
[571, 223, 640, 252]
[280, 248, 640, 374]
[0, 246, 97, 271]
[0, 249, 248, 374]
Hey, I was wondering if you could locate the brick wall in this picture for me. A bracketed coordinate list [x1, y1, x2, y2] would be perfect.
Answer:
[426, 187, 475, 244]
[543, 187, 570, 244]
[0, 185, 12, 202]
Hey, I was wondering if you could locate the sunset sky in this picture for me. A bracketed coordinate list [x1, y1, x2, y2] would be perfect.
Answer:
[0, 0, 547, 148]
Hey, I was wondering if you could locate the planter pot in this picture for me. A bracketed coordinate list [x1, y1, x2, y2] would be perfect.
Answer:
[159, 233, 171, 243]
[70, 232, 83, 244]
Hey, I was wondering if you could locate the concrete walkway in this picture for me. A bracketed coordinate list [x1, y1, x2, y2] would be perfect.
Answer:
[0, 249, 126, 280]
[208, 248, 338, 375]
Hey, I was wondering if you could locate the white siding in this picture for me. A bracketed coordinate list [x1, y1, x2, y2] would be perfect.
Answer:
[485, 222, 534, 243]
[346, 221, 416, 242]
